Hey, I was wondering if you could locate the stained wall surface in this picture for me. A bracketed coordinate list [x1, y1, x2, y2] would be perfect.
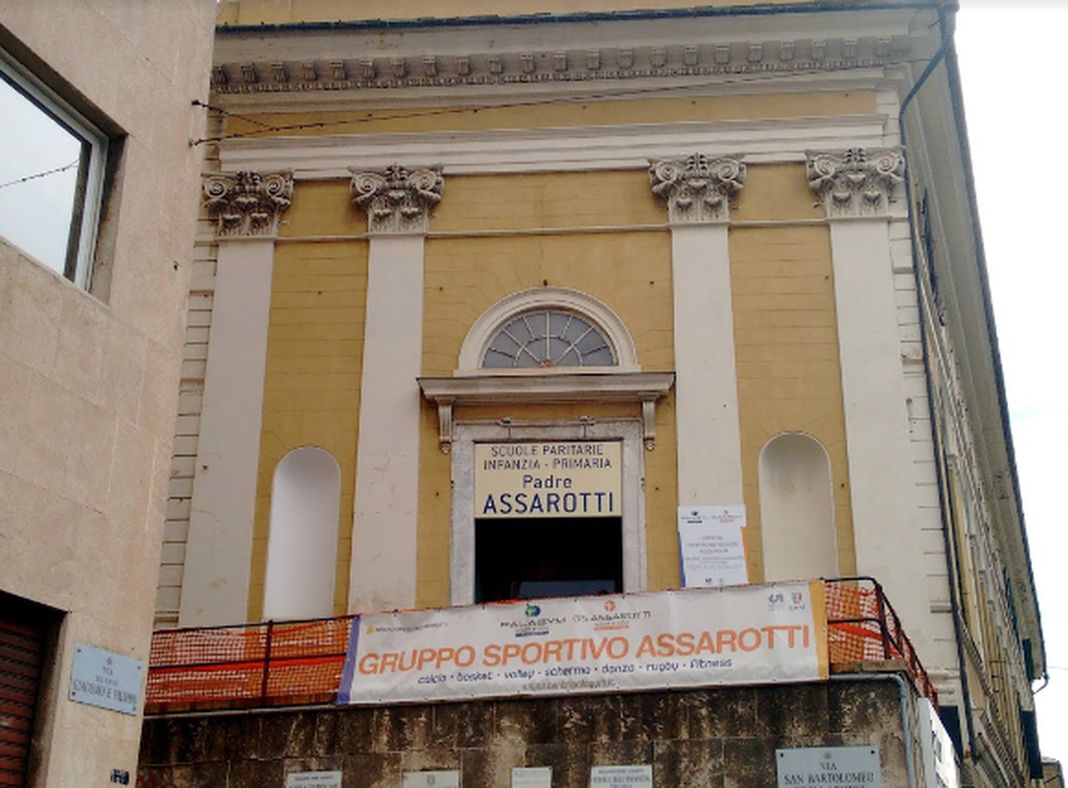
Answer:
[138, 679, 916, 787]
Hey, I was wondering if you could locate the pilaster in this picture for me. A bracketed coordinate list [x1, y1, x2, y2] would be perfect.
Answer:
[181, 171, 292, 625]
[806, 147, 926, 628]
[650, 155, 746, 508]
[348, 164, 443, 612]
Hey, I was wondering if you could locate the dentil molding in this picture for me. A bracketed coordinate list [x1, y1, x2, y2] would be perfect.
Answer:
[210, 36, 908, 96]
[649, 154, 747, 225]
[202, 170, 293, 237]
[805, 147, 904, 219]
[350, 164, 444, 234]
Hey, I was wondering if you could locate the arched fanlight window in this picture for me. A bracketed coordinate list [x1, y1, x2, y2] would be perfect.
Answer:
[481, 309, 616, 369]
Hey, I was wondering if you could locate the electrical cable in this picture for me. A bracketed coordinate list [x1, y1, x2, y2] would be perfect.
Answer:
[190, 56, 934, 146]
[0, 158, 78, 190]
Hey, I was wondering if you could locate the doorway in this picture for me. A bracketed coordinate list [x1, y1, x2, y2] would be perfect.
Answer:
[449, 419, 646, 606]
[474, 517, 623, 602]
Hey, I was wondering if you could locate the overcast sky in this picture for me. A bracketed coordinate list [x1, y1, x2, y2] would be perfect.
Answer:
[0, 75, 80, 273]
[956, 0, 1068, 766]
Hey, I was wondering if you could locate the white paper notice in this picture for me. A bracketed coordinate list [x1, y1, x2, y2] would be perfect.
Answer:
[678, 506, 748, 588]
[512, 766, 552, 787]
[285, 772, 342, 788]
[402, 772, 461, 788]
[590, 765, 653, 786]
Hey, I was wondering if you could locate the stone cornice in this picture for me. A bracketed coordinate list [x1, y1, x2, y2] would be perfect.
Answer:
[805, 147, 904, 219]
[419, 372, 675, 452]
[218, 115, 887, 178]
[202, 170, 293, 237]
[649, 154, 746, 225]
[210, 36, 908, 96]
[350, 164, 444, 235]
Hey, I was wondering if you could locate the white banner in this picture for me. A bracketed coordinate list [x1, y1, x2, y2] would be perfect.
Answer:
[338, 582, 827, 705]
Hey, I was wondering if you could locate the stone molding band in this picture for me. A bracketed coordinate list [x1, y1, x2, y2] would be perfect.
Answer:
[205, 151, 904, 239]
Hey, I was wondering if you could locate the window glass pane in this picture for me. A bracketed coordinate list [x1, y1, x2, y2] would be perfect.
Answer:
[584, 348, 615, 365]
[488, 332, 520, 355]
[0, 75, 85, 276]
[548, 337, 572, 363]
[557, 347, 580, 366]
[576, 329, 609, 355]
[563, 316, 591, 341]
[480, 308, 617, 369]
[507, 317, 533, 341]
[548, 311, 570, 336]
[514, 346, 541, 368]
[483, 349, 515, 368]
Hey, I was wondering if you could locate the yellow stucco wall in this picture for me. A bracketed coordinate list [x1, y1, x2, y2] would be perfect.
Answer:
[248, 165, 857, 610]
[729, 163, 856, 581]
[221, 0, 837, 25]
[416, 170, 678, 604]
[247, 136, 860, 612]
[220, 92, 875, 140]
[248, 182, 368, 620]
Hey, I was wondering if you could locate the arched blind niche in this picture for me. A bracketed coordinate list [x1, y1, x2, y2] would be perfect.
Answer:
[263, 446, 341, 620]
[759, 433, 838, 582]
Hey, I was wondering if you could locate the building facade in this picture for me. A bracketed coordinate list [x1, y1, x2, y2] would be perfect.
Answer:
[151, 0, 1045, 784]
[0, 2, 215, 785]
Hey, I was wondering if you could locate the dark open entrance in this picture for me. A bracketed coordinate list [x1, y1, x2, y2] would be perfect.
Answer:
[474, 517, 622, 603]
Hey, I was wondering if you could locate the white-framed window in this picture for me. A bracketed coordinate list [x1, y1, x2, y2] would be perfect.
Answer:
[457, 287, 640, 374]
[0, 49, 108, 288]
[482, 308, 615, 369]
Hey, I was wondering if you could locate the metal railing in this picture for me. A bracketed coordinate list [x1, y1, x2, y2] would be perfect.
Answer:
[145, 615, 353, 713]
[145, 578, 936, 713]
[824, 576, 938, 705]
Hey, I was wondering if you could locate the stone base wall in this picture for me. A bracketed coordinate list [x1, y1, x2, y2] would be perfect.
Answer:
[139, 678, 914, 787]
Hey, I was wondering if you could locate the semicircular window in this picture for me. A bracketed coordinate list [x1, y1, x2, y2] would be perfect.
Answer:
[481, 309, 616, 369]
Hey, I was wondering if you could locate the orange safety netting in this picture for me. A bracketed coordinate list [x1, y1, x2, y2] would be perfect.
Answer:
[146, 616, 353, 710]
[824, 579, 938, 705]
[825, 581, 889, 663]
[145, 581, 936, 712]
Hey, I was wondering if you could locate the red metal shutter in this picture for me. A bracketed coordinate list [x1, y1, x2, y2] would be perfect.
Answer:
[0, 617, 42, 787]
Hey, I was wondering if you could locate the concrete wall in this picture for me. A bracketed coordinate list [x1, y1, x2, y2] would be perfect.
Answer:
[0, 1, 215, 783]
[139, 679, 916, 787]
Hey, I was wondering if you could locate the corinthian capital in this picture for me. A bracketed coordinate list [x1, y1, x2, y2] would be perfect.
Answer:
[649, 154, 746, 225]
[806, 148, 904, 219]
[350, 164, 444, 234]
[202, 171, 293, 237]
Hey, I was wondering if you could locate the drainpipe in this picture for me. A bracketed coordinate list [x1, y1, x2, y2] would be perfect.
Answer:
[895, 0, 980, 765]
[831, 673, 918, 788]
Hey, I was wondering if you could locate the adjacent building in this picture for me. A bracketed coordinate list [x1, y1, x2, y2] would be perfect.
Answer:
[0, 2, 215, 785]
[142, 0, 1046, 785]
